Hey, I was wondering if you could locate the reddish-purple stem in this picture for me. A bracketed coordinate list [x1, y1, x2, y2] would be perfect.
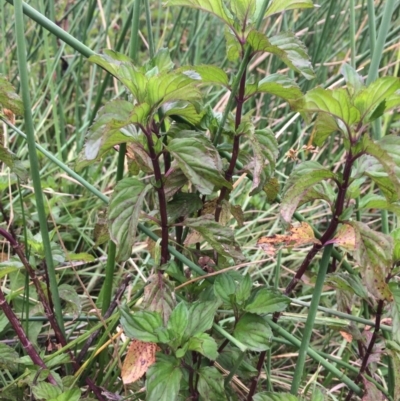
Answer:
[0, 288, 57, 385]
[215, 67, 247, 222]
[143, 127, 170, 265]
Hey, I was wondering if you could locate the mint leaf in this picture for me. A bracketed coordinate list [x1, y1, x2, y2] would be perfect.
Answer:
[184, 215, 244, 261]
[185, 300, 221, 338]
[234, 313, 272, 351]
[167, 133, 231, 195]
[281, 161, 337, 223]
[167, 302, 189, 347]
[187, 333, 218, 360]
[197, 366, 227, 401]
[350, 221, 393, 301]
[165, 0, 234, 26]
[108, 177, 151, 261]
[146, 354, 183, 401]
[120, 305, 163, 343]
[244, 287, 290, 315]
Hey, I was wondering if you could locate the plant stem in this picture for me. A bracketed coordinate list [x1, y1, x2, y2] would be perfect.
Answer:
[144, 126, 170, 264]
[4, 119, 208, 278]
[284, 149, 355, 296]
[344, 299, 385, 401]
[290, 244, 333, 395]
[13, 0, 65, 336]
[215, 69, 247, 221]
[0, 288, 57, 385]
[265, 318, 362, 396]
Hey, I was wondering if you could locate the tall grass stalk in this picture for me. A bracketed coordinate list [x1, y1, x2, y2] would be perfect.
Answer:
[290, 244, 333, 395]
[12, 0, 65, 335]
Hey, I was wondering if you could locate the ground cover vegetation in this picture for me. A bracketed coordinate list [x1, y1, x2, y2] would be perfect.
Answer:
[0, 0, 400, 400]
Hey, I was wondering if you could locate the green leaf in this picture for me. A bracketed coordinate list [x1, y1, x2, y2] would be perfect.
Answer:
[224, 26, 241, 61]
[147, 72, 200, 107]
[340, 64, 365, 95]
[184, 215, 244, 260]
[349, 221, 393, 301]
[325, 273, 368, 300]
[187, 333, 218, 360]
[313, 113, 340, 146]
[197, 366, 227, 400]
[0, 343, 20, 371]
[77, 101, 150, 169]
[146, 354, 183, 401]
[358, 194, 400, 217]
[144, 48, 175, 74]
[268, 32, 314, 80]
[265, 0, 314, 17]
[360, 135, 400, 201]
[354, 77, 400, 122]
[179, 65, 229, 87]
[89, 51, 148, 102]
[166, 0, 234, 26]
[214, 273, 237, 304]
[120, 305, 163, 343]
[247, 30, 314, 80]
[244, 287, 290, 315]
[0, 76, 24, 114]
[167, 302, 189, 347]
[392, 229, 400, 263]
[234, 313, 272, 351]
[32, 383, 62, 400]
[246, 73, 303, 101]
[242, 128, 279, 195]
[162, 101, 204, 126]
[0, 143, 29, 181]
[280, 161, 337, 223]
[230, 0, 256, 24]
[254, 393, 300, 401]
[167, 133, 231, 195]
[167, 193, 203, 222]
[48, 389, 81, 401]
[185, 300, 221, 338]
[108, 177, 151, 261]
[389, 282, 400, 344]
[386, 341, 400, 400]
[294, 87, 360, 130]
[236, 273, 252, 304]
[58, 284, 81, 318]
[0, 258, 23, 279]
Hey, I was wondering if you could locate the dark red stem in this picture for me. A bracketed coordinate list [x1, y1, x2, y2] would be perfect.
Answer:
[248, 150, 356, 400]
[215, 65, 247, 222]
[143, 127, 170, 265]
[0, 287, 57, 385]
[344, 299, 385, 401]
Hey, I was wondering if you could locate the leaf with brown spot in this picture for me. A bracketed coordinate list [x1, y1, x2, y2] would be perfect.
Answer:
[257, 222, 320, 255]
[143, 274, 176, 325]
[121, 340, 157, 384]
[325, 223, 356, 251]
[349, 221, 393, 301]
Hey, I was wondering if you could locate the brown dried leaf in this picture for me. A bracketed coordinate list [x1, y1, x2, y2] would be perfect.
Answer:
[121, 340, 157, 384]
[339, 331, 353, 342]
[257, 222, 320, 255]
